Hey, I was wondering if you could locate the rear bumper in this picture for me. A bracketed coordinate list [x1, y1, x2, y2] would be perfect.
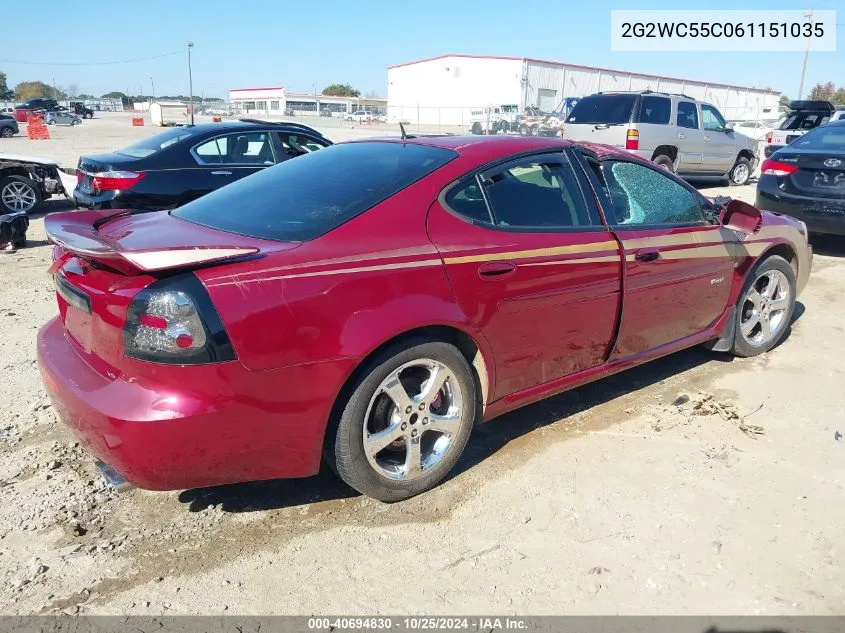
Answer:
[37, 316, 357, 490]
[72, 188, 119, 210]
[756, 179, 845, 236]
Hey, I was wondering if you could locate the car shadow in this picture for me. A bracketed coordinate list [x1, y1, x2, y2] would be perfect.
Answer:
[178, 304, 806, 513]
[29, 198, 75, 218]
[809, 233, 845, 257]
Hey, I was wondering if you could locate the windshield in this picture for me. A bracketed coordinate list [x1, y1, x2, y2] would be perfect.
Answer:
[172, 141, 457, 242]
[791, 125, 845, 150]
[565, 94, 637, 125]
[117, 128, 197, 158]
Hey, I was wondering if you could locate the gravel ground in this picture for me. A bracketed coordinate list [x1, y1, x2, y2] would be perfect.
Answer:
[1, 113, 843, 615]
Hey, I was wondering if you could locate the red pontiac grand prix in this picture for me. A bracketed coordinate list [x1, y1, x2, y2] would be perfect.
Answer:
[38, 135, 812, 502]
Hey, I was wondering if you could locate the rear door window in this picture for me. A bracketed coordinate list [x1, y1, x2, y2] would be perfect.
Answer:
[276, 133, 329, 161]
[677, 102, 699, 129]
[638, 96, 671, 124]
[117, 128, 196, 158]
[565, 94, 637, 125]
[173, 142, 457, 242]
[193, 132, 275, 166]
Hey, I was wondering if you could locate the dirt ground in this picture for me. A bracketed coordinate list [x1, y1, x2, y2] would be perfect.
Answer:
[1, 113, 844, 616]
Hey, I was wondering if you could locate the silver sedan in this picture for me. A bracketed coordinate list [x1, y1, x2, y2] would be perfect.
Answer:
[44, 111, 82, 126]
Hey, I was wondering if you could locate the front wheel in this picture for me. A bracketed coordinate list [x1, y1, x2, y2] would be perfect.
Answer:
[729, 157, 752, 186]
[84, 113, 92, 119]
[47, 120, 56, 125]
[530, 124, 539, 136]
[71, 120, 80, 126]
[470, 122, 482, 135]
[329, 340, 477, 502]
[731, 255, 796, 357]
[0, 176, 41, 214]
[0, 127, 13, 138]
[498, 121, 509, 134]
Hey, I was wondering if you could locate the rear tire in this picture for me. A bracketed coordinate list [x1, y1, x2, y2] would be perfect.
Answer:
[653, 154, 675, 173]
[730, 255, 796, 357]
[329, 339, 477, 502]
[471, 122, 482, 135]
[530, 124, 539, 136]
[729, 156, 752, 186]
[518, 124, 529, 136]
[0, 127, 14, 138]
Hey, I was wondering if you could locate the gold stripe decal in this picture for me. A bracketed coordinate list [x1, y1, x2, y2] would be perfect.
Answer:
[443, 240, 618, 265]
[522, 255, 621, 267]
[209, 259, 442, 287]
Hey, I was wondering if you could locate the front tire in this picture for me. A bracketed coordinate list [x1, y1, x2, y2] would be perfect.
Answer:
[731, 255, 796, 357]
[530, 124, 539, 136]
[471, 122, 482, 135]
[729, 156, 752, 186]
[0, 127, 14, 138]
[518, 124, 529, 136]
[0, 176, 41, 214]
[329, 339, 477, 502]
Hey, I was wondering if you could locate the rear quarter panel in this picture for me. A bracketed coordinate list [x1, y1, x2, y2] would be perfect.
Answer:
[196, 175, 492, 373]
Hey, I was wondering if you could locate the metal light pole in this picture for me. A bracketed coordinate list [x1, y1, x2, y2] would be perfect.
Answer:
[150, 77, 155, 102]
[798, 9, 814, 100]
[187, 41, 194, 125]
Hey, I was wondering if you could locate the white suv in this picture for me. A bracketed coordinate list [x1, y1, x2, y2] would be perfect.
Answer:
[562, 91, 760, 185]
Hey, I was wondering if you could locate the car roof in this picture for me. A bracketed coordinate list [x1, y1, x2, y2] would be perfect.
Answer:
[182, 120, 329, 136]
[344, 134, 633, 161]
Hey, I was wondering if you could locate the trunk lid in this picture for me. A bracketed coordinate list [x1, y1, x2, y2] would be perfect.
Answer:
[778, 150, 845, 199]
[76, 153, 142, 194]
[46, 209, 299, 374]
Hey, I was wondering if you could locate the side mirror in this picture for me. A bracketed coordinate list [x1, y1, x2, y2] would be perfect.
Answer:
[719, 199, 762, 235]
[724, 121, 735, 132]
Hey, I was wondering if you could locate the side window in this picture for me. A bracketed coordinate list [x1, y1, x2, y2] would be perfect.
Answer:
[639, 96, 671, 124]
[677, 102, 699, 130]
[194, 132, 275, 166]
[701, 105, 727, 132]
[444, 178, 492, 224]
[601, 161, 703, 226]
[481, 157, 595, 228]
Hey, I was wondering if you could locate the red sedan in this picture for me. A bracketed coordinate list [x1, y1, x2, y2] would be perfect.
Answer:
[37, 135, 812, 502]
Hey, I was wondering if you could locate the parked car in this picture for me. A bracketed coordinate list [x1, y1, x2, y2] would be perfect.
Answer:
[731, 119, 778, 142]
[319, 108, 334, 117]
[344, 110, 372, 123]
[40, 135, 811, 502]
[0, 152, 77, 214]
[562, 90, 759, 185]
[73, 119, 332, 211]
[764, 101, 845, 158]
[757, 119, 845, 235]
[0, 114, 19, 138]
[44, 111, 82, 126]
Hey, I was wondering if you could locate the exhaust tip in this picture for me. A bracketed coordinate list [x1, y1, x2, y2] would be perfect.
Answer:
[94, 460, 133, 493]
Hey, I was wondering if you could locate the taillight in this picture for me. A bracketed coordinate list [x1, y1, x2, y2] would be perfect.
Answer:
[626, 129, 639, 150]
[90, 170, 145, 191]
[76, 169, 84, 183]
[766, 131, 773, 144]
[123, 274, 235, 364]
[760, 158, 798, 176]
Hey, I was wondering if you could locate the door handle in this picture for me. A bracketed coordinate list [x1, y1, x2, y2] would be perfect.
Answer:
[211, 170, 232, 176]
[478, 261, 516, 279]
[703, 136, 712, 142]
[634, 249, 660, 263]
[678, 133, 686, 139]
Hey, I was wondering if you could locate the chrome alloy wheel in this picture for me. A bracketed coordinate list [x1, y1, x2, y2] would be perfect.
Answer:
[363, 359, 463, 481]
[740, 269, 791, 347]
[1, 181, 37, 212]
[732, 162, 750, 185]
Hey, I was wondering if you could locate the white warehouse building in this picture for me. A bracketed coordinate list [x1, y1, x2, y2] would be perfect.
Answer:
[387, 54, 781, 126]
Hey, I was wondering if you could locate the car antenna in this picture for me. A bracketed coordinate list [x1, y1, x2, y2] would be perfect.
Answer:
[399, 121, 408, 140]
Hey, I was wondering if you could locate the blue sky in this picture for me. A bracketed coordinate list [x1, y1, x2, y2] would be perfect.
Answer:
[2, 0, 842, 100]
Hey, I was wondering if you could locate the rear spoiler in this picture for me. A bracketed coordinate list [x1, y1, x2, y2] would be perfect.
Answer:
[44, 209, 258, 275]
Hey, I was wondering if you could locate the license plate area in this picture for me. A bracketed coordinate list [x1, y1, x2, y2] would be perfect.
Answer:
[813, 171, 845, 189]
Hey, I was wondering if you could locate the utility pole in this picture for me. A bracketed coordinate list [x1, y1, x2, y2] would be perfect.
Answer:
[187, 41, 194, 125]
[150, 77, 155, 102]
[798, 8, 814, 100]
